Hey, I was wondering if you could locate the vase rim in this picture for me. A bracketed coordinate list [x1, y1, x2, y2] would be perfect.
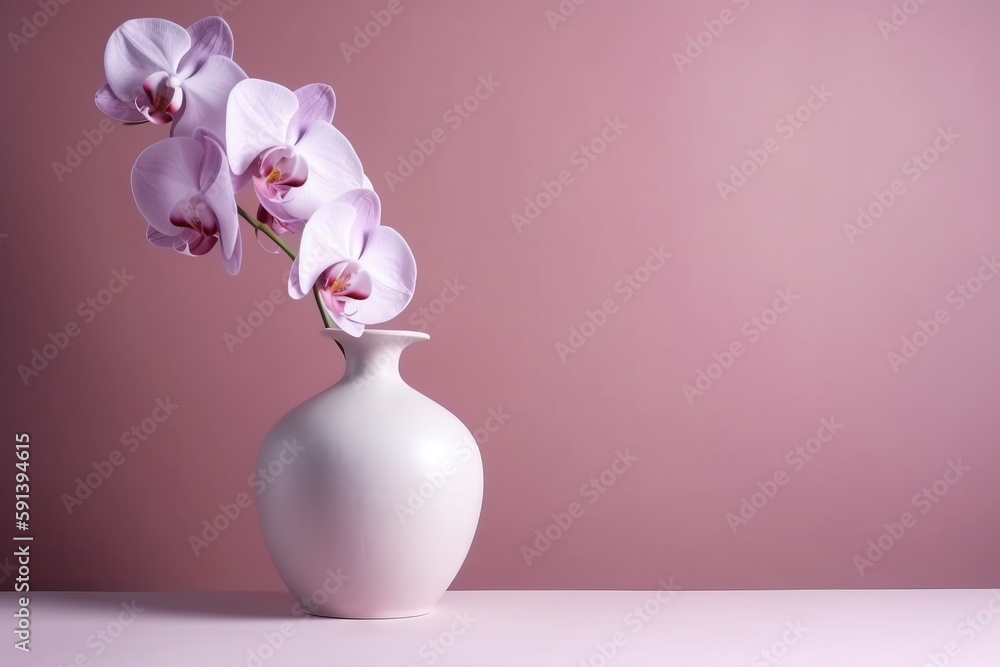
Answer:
[320, 328, 430, 342]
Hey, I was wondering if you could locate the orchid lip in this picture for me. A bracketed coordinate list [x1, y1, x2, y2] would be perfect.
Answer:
[138, 71, 184, 123]
[183, 231, 219, 256]
[169, 196, 220, 238]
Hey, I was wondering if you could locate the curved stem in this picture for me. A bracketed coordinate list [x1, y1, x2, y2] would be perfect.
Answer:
[236, 206, 296, 261]
[236, 205, 336, 333]
[313, 285, 334, 329]
[314, 287, 343, 356]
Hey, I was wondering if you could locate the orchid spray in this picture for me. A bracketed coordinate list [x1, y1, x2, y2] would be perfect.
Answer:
[97, 16, 416, 337]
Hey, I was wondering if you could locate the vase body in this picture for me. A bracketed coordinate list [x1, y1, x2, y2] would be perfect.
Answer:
[257, 329, 483, 619]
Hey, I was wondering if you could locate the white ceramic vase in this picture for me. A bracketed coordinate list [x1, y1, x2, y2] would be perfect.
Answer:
[257, 329, 484, 619]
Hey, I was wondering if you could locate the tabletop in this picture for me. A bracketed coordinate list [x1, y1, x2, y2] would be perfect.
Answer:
[3, 589, 999, 666]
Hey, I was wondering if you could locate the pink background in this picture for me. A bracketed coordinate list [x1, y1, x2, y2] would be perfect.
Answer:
[1, 0, 998, 592]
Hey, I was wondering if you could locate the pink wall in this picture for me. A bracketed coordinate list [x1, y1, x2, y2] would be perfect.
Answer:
[1, 0, 998, 592]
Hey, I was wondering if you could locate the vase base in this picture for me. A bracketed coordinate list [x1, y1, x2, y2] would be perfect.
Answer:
[304, 608, 432, 620]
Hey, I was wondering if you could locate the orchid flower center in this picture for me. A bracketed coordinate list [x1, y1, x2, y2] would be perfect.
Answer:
[137, 73, 183, 125]
[318, 261, 373, 315]
[253, 147, 308, 201]
[329, 275, 352, 293]
[265, 166, 284, 185]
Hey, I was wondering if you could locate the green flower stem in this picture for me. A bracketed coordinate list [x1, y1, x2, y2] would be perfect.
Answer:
[312, 284, 334, 330]
[236, 205, 295, 260]
[236, 205, 335, 331]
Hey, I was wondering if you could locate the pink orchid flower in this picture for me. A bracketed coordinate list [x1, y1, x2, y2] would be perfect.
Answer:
[226, 79, 371, 234]
[95, 17, 246, 139]
[131, 130, 242, 275]
[288, 190, 416, 336]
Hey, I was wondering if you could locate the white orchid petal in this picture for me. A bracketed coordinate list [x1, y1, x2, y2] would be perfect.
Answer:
[358, 225, 417, 297]
[146, 225, 179, 248]
[95, 83, 146, 122]
[288, 83, 336, 144]
[226, 79, 298, 175]
[177, 16, 234, 76]
[287, 258, 309, 299]
[330, 309, 365, 336]
[130, 136, 203, 237]
[334, 189, 380, 258]
[105, 18, 191, 101]
[172, 55, 246, 139]
[276, 120, 365, 222]
[347, 278, 414, 325]
[196, 133, 239, 261]
[296, 202, 357, 294]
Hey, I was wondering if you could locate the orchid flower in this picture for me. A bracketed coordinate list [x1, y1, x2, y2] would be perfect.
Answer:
[131, 130, 242, 275]
[227, 79, 372, 234]
[288, 190, 416, 336]
[95, 17, 246, 139]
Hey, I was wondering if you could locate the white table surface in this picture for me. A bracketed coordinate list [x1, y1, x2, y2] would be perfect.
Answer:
[3, 589, 999, 666]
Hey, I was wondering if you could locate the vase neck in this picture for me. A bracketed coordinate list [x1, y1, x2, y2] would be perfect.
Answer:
[323, 329, 429, 382]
